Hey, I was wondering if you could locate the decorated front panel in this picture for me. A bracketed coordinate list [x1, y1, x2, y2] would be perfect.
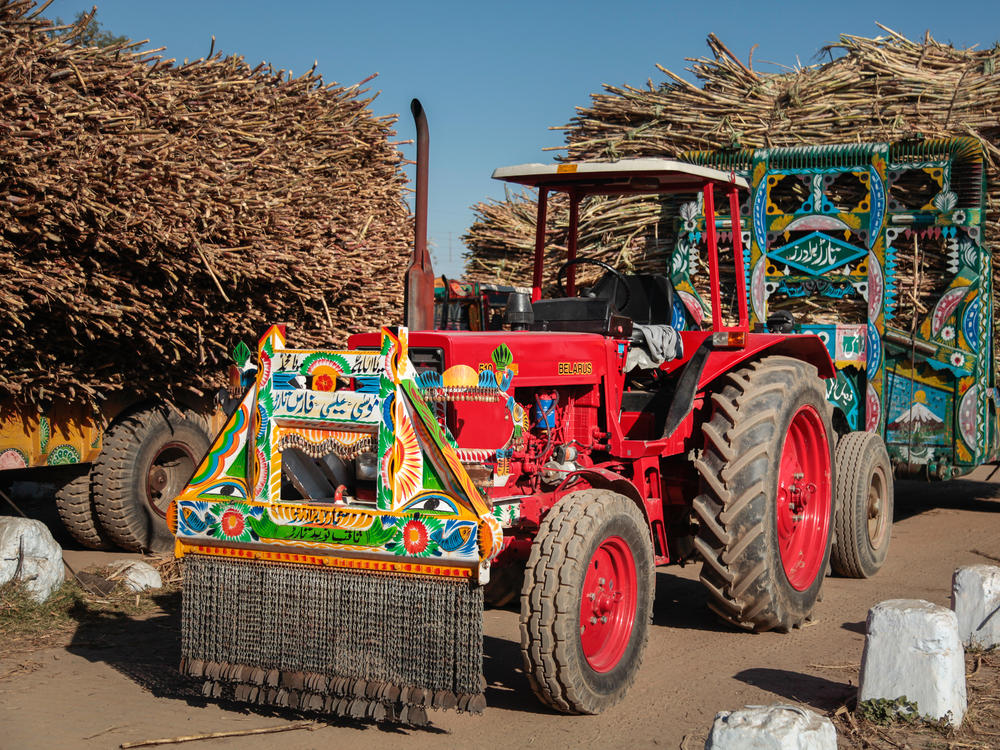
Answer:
[172, 325, 504, 578]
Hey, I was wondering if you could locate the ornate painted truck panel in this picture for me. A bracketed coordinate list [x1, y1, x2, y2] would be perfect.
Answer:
[682, 138, 994, 477]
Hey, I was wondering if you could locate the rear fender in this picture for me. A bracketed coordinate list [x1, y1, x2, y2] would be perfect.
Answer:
[695, 332, 836, 385]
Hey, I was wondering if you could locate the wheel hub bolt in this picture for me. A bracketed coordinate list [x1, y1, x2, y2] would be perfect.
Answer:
[600, 616, 608, 624]
[149, 467, 168, 492]
[590, 616, 598, 625]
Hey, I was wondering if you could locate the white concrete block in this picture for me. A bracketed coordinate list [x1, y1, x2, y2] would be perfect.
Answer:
[705, 704, 837, 750]
[109, 560, 162, 592]
[952, 565, 1000, 649]
[0, 517, 65, 603]
[858, 599, 966, 725]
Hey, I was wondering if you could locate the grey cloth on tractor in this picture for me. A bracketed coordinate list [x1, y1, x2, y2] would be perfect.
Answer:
[626, 324, 683, 371]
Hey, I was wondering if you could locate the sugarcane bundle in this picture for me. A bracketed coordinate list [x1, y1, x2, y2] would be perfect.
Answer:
[0, 1, 411, 411]
[463, 26, 1000, 333]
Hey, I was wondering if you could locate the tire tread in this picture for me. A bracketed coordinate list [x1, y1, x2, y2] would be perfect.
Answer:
[520, 490, 653, 714]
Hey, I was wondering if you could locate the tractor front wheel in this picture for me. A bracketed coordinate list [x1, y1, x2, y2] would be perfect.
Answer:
[830, 431, 893, 578]
[693, 356, 835, 632]
[520, 490, 653, 714]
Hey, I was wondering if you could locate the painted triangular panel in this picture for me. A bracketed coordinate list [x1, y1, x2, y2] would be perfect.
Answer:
[770, 231, 867, 275]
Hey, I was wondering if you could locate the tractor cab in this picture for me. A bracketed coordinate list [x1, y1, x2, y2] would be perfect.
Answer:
[491, 159, 750, 349]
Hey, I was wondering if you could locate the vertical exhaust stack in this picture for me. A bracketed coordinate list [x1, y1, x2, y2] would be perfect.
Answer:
[404, 98, 435, 330]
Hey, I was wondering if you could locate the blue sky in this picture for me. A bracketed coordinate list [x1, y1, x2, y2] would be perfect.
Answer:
[44, 0, 998, 277]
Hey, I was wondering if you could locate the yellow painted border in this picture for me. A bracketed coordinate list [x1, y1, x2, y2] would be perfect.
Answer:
[175, 540, 475, 578]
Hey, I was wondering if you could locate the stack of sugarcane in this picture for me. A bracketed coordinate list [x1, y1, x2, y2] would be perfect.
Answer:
[463, 27, 1000, 339]
[0, 1, 411, 411]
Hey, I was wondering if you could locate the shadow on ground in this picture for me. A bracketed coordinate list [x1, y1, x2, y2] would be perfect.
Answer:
[652, 569, 732, 633]
[482, 634, 552, 714]
[60, 594, 447, 733]
[734, 667, 855, 711]
[894, 477, 1000, 522]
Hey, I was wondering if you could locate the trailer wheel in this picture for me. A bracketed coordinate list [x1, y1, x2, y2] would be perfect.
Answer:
[54, 466, 113, 550]
[693, 356, 834, 632]
[830, 431, 893, 578]
[92, 404, 210, 553]
[520, 489, 653, 714]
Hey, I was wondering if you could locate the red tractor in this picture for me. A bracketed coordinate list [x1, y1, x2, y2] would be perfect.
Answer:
[171, 102, 837, 720]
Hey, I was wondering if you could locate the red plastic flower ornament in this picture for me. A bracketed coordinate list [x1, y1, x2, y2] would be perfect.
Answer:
[401, 519, 429, 555]
[220, 508, 246, 538]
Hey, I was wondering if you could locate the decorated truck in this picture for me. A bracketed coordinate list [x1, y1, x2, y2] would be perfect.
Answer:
[0, 395, 225, 553]
[168, 100, 846, 722]
[680, 137, 996, 577]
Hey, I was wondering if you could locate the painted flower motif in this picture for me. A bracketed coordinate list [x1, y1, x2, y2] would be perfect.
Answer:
[950, 352, 966, 368]
[314, 373, 335, 391]
[401, 519, 429, 555]
[941, 325, 956, 342]
[220, 508, 246, 538]
[206, 503, 259, 542]
[952, 209, 967, 225]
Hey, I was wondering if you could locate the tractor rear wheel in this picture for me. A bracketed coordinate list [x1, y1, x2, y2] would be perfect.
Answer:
[693, 356, 835, 632]
[54, 466, 113, 550]
[92, 404, 210, 553]
[520, 489, 653, 714]
[830, 431, 893, 578]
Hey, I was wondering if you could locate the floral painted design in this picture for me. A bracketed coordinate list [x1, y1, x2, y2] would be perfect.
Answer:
[208, 503, 259, 543]
[313, 370, 336, 392]
[941, 325, 956, 342]
[382, 514, 444, 558]
[401, 519, 429, 555]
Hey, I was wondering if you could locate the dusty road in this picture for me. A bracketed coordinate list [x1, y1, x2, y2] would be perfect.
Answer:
[2, 470, 999, 749]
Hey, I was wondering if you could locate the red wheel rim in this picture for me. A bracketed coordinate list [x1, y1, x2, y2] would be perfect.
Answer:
[579, 535, 638, 673]
[776, 405, 832, 591]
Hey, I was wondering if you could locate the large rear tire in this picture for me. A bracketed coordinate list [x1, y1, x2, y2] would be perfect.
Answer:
[520, 490, 654, 714]
[693, 356, 835, 632]
[830, 431, 893, 578]
[92, 404, 210, 553]
[54, 465, 114, 550]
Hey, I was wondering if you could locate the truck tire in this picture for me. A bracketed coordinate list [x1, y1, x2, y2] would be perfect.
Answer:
[692, 355, 835, 632]
[520, 489, 654, 714]
[54, 466, 113, 550]
[92, 404, 210, 553]
[830, 431, 893, 578]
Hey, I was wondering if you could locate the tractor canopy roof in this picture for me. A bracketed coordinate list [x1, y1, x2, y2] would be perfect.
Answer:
[491, 158, 749, 196]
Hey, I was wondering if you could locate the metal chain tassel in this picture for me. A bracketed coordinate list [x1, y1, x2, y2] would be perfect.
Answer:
[180, 555, 486, 723]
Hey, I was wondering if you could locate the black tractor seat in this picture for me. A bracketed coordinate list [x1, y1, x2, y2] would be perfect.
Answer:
[530, 272, 677, 339]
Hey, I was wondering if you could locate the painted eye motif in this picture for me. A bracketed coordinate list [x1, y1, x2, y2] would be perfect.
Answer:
[402, 492, 458, 515]
[200, 481, 247, 500]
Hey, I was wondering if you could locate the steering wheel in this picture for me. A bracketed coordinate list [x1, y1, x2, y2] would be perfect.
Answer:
[555, 257, 631, 312]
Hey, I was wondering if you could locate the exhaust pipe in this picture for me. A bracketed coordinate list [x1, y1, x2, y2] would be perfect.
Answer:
[404, 98, 435, 330]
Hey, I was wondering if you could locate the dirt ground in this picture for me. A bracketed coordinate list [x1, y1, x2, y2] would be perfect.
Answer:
[2, 468, 1000, 749]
